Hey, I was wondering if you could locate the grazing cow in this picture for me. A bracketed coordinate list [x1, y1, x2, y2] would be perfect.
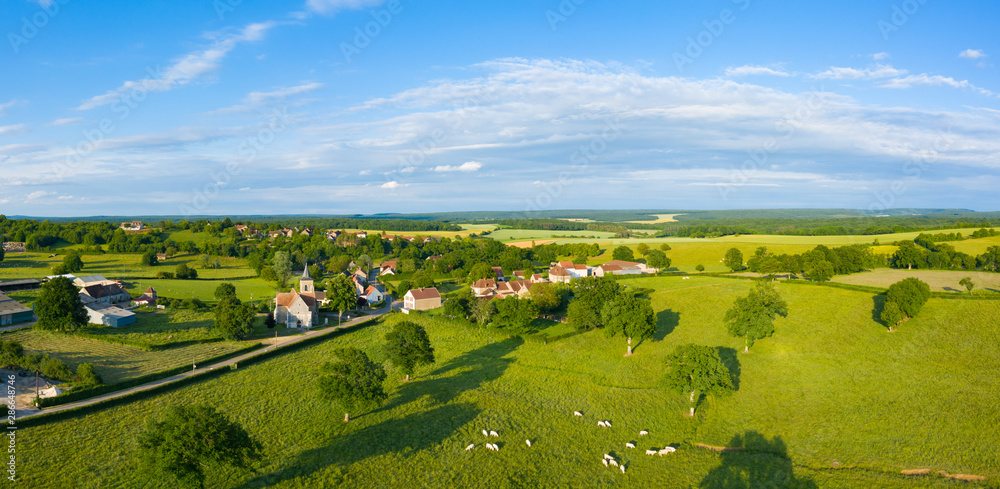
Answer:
[604, 454, 613, 460]
[465, 444, 475, 451]
[658, 447, 676, 455]
[625, 442, 636, 449]
[525, 440, 532, 447]
[482, 430, 488, 437]
[597, 421, 607, 427]
[494, 443, 501, 451]
[602, 459, 609, 467]
[645, 450, 657, 455]
[604, 420, 612, 427]
[573, 411, 583, 417]
[620, 464, 626, 474]
[609, 459, 619, 467]
[489, 430, 499, 437]
[639, 430, 648, 436]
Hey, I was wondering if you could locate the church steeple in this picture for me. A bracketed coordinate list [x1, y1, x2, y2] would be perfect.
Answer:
[300, 262, 314, 294]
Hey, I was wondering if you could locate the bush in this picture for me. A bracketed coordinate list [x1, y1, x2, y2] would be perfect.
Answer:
[76, 363, 102, 385]
[156, 271, 175, 279]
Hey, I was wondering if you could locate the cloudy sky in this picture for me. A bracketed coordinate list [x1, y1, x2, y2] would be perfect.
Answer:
[1, 0, 998, 217]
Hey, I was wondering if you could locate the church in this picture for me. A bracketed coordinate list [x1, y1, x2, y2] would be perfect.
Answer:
[275, 265, 325, 328]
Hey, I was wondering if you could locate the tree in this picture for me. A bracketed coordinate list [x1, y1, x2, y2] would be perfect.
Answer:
[165, 246, 177, 258]
[493, 296, 539, 334]
[759, 257, 782, 281]
[141, 251, 158, 267]
[442, 297, 468, 318]
[62, 252, 85, 273]
[659, 243, 672, 251]
[137, 404, 261, 488]
[470, 298, 497, 326]
[959, 277, 975, 295]
[384, 321, 435, 381]
[805, 260, 834, 282]
[466, 262, 494, 283]
[76, 363, 102, 385]
[197, 254, 212, 269]
[264, 312, 276, 329]
[568, 276, 622, 330]
[724, 248, 743, 271]
[644, 249, 671, 270]
[214, 282, 237, 300]
[724, 281, 788, 353]
[663, 344, 734, 417]
[890, 241, 926, 270]
[35, 277, 88, 332]
[601, 292, 656, 356]
[529, 282, 569, 313]
[0, 235, 4, 263]
[317, 347, 387, 422]
[880, 300, 904, 331]
[326, 274, 356, 325]
[695, 264, 705, 272]
[612, 246, 634, 261]
[214, 296, 256, 340]
[636, 243, 650, 256]
[412, 270, 435, 289]
[272, 251, 293, 287]
[175, 263, 197, 279]
[882, 278, 931, 331]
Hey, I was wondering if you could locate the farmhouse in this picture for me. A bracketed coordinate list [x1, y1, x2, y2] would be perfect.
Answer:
[0, 293, 33, 326]
[275, 267, 322, 328]
[132, 287, 158, 307]
[363, 284, 386, 304]
[84, 302, 136, 327]
[593, 260, 657, 277]
[120, 221, 143, 231]
[547, 265, 572, 284]
[73, 275, 116, 287]
[558, 261, 591, 279]
[472, 279, 498, 298]
[379, 261, 397, 276]
[80, 283, 130, 305]
[404, 287, 441, 311]
[492, 266, 505, 281]
[496, 279, 534, 298]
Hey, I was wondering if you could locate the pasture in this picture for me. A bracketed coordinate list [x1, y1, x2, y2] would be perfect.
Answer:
[831, 269, 1000, 294]
[17, 277, 1000, 488]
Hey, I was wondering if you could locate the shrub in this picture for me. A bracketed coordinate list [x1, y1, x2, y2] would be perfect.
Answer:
[76, 363, 102, 385]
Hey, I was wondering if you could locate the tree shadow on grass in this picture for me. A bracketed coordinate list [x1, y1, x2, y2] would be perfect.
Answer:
[699, 431, 818, 489]
[653, 309, 680, 341]
[237, 402, 480, 488]
[715, 346, 740, 392]
[870, 294, 887, 328]
[377, 337, 523, 412]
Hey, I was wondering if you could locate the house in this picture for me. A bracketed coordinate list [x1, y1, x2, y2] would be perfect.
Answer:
[356, 231, 367, 239]
[0, 293, 34, 326]
[84, 302, 135, 327]
[120, 221, 143, 231]
[363, 284, 386, 304]
[132, 287, 158, 307]
[73, 275, 114, 287]
[496, 280, 534, 298]
[0, 279, 41, 293]
[404, 288, 441, 311]
[275, 266, 322, 328]
[300, 228, 313, 237]
[593, 260, 658, 277]
[530, 273, 547, 283]
[325, 229, 341, 241]
[557, 261, 591, 279]
[426, 254, 443, 262]
[80, 283, 130, 305]
[471, 279, 498, 298]
[512, 271, 525, 280]
[379, 261, 397, 276]
[547, 265, 572, 284]
[353, 268, 369, 285]
[155, 253, 167, 261]
[268, 230, 283, 239]
[491, 266, 505, 281]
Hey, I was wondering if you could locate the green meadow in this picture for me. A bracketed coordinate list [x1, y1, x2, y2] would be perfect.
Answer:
[17, 277, 1000, 488]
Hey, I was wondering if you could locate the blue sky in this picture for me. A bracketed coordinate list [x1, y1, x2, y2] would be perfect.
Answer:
[1, 0, 998, 217]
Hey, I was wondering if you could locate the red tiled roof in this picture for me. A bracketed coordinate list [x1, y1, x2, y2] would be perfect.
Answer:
[407, 287, 440, 300]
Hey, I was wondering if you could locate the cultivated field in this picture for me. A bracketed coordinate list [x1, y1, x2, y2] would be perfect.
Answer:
[831, 269, 1000, 293]
[17, 277, 1000, 488]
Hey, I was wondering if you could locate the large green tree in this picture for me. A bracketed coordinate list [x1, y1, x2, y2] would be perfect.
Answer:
[724, 248, 744, 271]
[612, 245, 634, 261]
[882, 277, 931, 331]
[35, 276, 88, 332]
[567, 276, 622, 330]
[644, 249, 671, 270]
[214, 282, 237, 300]
[318, 347, 388, 422]
[62, 252, 85, 273]
[272, 251, 293, 287]
[529, 282, 569, 313]
[663, 344, 734, 417]
[213, 296, 256, 340]
[466, 262, 495, 283]
[325, 274, 357, 325]
[493, 296, 540, 334]
[137, 404, 261, 489]
[601, 292, 657, 356]
[724, 281, 788, 353]
[959, 277, 975, 295]
[384, 321, 435, 381]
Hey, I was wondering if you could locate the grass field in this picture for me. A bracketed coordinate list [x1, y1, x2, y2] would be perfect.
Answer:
[1, 327, 246, 384]
[18, 278, 1000, 488]
[831, 269, 1000, 293]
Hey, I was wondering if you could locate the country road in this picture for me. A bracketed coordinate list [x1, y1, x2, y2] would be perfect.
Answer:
[20, 301, 399, 419]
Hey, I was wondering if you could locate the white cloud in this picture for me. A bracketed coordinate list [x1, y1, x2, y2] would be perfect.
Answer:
[358, 170, 371, 175]
[76, 21, 277, 111]
[0, 124, 26, 136]
[381, 181, 401, 189]
[0, 99, 23, 117]
[959, 49, 987, 60]
[880, 74, 994, 96]
[210, 82, 323, 114]
[433, 161, 483, 172]
[26, 191, 50, 201]
[872, 52, 890, 60]
[57, 195, 74, 200]
[724, 65, 790, 77]
[306, 0, 387, 15]
[813, 64, 907, 80]
[50, 117, 84, 126]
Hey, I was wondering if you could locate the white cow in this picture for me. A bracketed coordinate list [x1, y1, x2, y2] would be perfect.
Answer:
[625, 442, 636, 449]
[489, 430, 499, 437]
[639, 430, 649, 436]
[645, 449, 657, 455]
[465, 444, 475, 451]
[609, 459, 619, 467]
[597, 421, 607, 427]
[573, 411, 583, 417]
[658, 447, 677, 455]
[482, 430, 488, 437]
[602, 459, 609, 467]
[604, 420, 612, 427]
[494, 443, 501, 451]
[604, 454, 613, 460]
[620, 464, 626, 474]
[525, 439, 532, 447]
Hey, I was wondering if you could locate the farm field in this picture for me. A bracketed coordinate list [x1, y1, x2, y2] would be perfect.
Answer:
[1, 327, 247, 384]
[831, 269, 1000, 294]
[18, 277, 1000, 488]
